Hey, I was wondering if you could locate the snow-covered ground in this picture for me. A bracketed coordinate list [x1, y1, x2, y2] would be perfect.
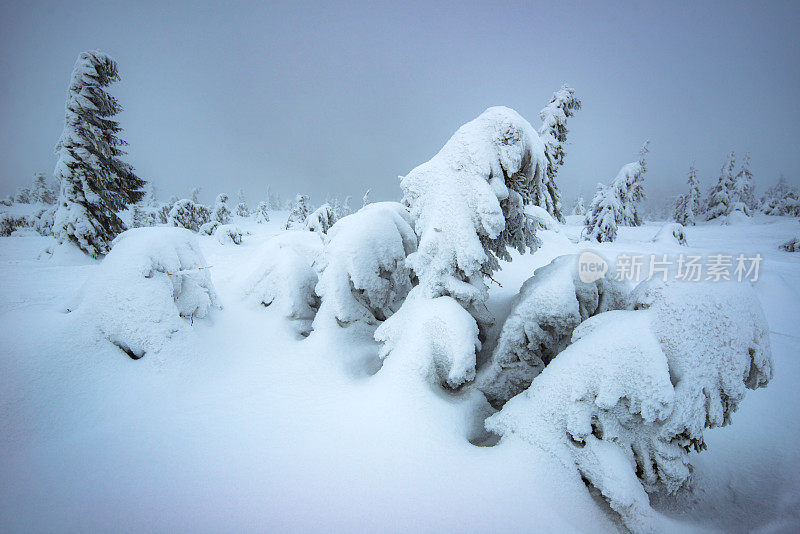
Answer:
[1, 212, 799, 533]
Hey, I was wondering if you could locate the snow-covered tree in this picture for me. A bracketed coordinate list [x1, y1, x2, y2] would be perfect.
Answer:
[254, 201, 270, 223]
[156, 202, 172, 225]
[52, 51, 146, 258]
[31, 173, 56, 204]
[761, 175, 800, 216]
[731, 153, 754, 216]
[487, 280, 772, 532]
[143, 184, 158, 207]
[266, 186, 283, 210]
[132, 204, 157, 228]
[583, 183, 621, 242]
[0, 195, 12, 206]
[168, 199, 211, 232]
[15, 187, 31, 204]
[362, 189, 371, 208]
[212, 193, 231, 224]
[235, 189, 249, 217]
[0, 213, 29, 236]
[706, 152, 736, 220]
[478, 254, 628, 407]
[375, 106, 548, 388]
[313, 202, 417, 330]
[571, 195, 586, 216]
[215, 224, 243, 245]
[536, 84, 581, 222]
[32, 207, 57, 236]
[199, 221, 218, 236]
[190, 187, 202, 204]
[284, 194, 311, 230]
[304, 203, 337, 233]
[674, 163, 701, 225]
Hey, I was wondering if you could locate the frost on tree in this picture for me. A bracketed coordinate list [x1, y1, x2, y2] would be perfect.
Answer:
[304, 203, 338, 234]
[584, 142, 649, 242]
[169, 199, 211, 232]
[477, 254, 628, 407]
[254, 201, 270, 223]
[536, 84, 581, 222]
[487, 280, 772, 533]
[376, 106, 547, 389]
[674, 164, 701, 226]
[760, 175, 800, 216]
[651, 222, 687, 246]
[235, 189, 249, 217]
[706, 152, 736, 220]
[313, 202, 417, 331]
[53, 51, 146, 258]
[212, 193, 232, 224]
[284, 194, 311, 230]
[215, 224, 242, 245]
[65, 227, 219, 359]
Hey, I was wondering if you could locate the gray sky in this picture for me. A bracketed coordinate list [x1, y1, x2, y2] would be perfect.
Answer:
[1, 0, 798, 207]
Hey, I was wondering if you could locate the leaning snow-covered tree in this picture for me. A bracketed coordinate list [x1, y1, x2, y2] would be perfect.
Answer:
[212, 193, 232, 224]
[487, 280, 772, 533]
[235, 189, 249, 217]
[304, 203, 337, 234]
[536, 84, 581, 222]
[284, 194, 311, 230]
[477, 254, 628, 407]
[313, 202, 417, 331]
[254, 200, 270, 223]
[52, 51, 146, 258]
[706, 152, 736, 220]
[375, 106, 548, 388]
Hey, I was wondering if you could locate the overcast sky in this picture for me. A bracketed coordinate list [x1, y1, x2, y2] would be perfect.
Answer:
[1, 1, 798, 207]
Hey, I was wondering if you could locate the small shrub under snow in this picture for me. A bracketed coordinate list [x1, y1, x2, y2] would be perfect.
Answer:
[199, 221, 219, 236]
[66, 227, 219, 359]
[650, 222, 687, 245]
[304, 203, 338, 234]
[169, 199, 211, 232]
[215, 224, 242, 245]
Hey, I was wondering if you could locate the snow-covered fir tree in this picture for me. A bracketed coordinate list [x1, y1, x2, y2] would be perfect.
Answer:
[536, 84, 581, 222]
[254, 201, 270, 223]
[584, 183, 621, 242]
[284, 194, 311, 229]
[52, 50, 146, 257]
[15, 187, 31, 204]
[304, 203, 337, 233]
[760, 174, 800, 216]
[190, 187, 202, 204]
[674, 163, 702, 225]
[31, 173, 57, 204]
[732, 153, 755, 213]
[571, 195, 586, 216]
[362, 189, 371, 207]
[706, 152, 736, 220]
[212, 193, 232, 224]
[235, 189, 249, 217]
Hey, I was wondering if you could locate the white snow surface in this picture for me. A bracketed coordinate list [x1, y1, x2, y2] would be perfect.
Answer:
[1, 213, 799, 533]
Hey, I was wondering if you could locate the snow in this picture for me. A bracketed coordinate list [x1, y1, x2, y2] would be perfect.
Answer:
[651, 222, 687, 245]
[1, 211, 799, 533]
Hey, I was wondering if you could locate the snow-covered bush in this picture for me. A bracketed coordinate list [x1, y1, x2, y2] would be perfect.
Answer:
[66, 227, 218, 359]
[53, 50, 146, 258]
[724, 204, 752, 225]
[131, 205, 158, 228]
[760, 175, 800, 216]
[284, 194, 311, 230]
[242, 231, 323, 322]
[212, 193, 232, 225]
[199, 220, 218, 236]
[651, 222, 687, 245]
[477, 254, 628, 407]
[32, 207, 56, 236]
[375, 296, 480, 388]
[0, 196, 12, 206]
[156, 203, 171, 225]
[537, 84, 581, 222]
[15, 187, 31, 204]
[487, 280, 772, 533]
[235, 189, 249, 217]
[215, 224, 242, 245]
[169, 199, 211, 232]
[780, 235, 800, 252]
[254, 201, 270, 223]
[304, 203, 337, 234]
[313, 202, 417, 329]
[0, 213, 29, 236]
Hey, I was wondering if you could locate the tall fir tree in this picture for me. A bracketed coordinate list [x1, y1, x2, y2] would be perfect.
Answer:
[706, 152, 736, 220]
[675, 163, 701, 225]
[537, 84, 581, 222]
[732, 153, 755, 213]
[53, 51, 145, 257]
[236, 188, 249, 217]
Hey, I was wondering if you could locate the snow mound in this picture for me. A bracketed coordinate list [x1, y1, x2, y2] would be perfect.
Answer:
[487, 280, 772, 533]
[313, 202, 417, 329]
[215, 224, 242, 245]
[650, 222, 687, 245]
[724, 208, 752, 225]
[375, 296, 480, 389]
[66, 227, 219, 359]
[304, 203, 337, 234]
[199, 221, 218, 236]
[242, 231, 323, 322]
[525, 204, 561, 232]
[478, 254, 628, 407]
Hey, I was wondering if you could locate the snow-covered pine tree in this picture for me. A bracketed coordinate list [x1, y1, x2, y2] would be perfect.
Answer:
[169, 199, 211, 232]
[674, 163, 702, 225]
[617, 141, 649, 226]
[536, 84, 581, 222]
[706, 152, 735, 220]
[254, 200, 270, 223]
[760, 174, 800, 216]
[15, 187, 31, 204]
[304, 203, 337, 233]
[31, 173, 56, 204]
[236, 189, 249, 217]
[583, 183, 621, 242]
[571, 195, 586, 216]
[284, 194, 311, 229]
[362, 189, 371, 207]
[212, 193, 232, 224]
[732, 153, 755, 214]
[142, 184, 158, 207]
[190, 187, 202, 203]
[53, 51, 146, 257]
[267, 186, 283, 210]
